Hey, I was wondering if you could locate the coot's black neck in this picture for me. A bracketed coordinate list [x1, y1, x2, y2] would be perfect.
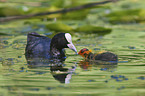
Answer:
[50, 45, 65, 59]
[50, 33, 67, 60]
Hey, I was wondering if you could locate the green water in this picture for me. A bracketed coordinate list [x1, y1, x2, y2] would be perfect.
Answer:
[0, 22, 145, 96]
[1, 0, 145, 96]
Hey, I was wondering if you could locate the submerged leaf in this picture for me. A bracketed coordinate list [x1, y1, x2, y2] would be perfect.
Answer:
[105, 9, 145, 24]
[61, 9, 89, 20]
[46, 22, 73, 32]
[75, 25, 112, 35]
[0, 7, 24, 17]
[0, 32, 8, 35]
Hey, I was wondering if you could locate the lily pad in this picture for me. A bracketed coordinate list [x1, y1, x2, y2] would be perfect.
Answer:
[105, 9, 145, 24]
[75, 25, 112, 35]
[0, 7, 23, 17]
[61, 9, 89, 20]
[0, 32, 8, 35]
[46, 23, 73, 32]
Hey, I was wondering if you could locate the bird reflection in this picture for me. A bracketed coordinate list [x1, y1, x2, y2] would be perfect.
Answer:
[79, 60, 118, 72]
[26, 58, 76, 84]
[50, 64, 76, 84]
[26, 58, 64, 68]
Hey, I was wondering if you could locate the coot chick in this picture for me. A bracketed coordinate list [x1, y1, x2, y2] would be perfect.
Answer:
[25, 32, 77, 61]
[78, 48, 118, 62]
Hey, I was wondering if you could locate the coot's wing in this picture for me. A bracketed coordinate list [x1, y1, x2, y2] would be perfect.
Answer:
[25, 32, 51, 59]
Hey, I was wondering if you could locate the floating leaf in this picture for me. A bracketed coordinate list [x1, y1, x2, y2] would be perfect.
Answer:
[75, 25, 112, 35]
[0, 32, 8, 35]
[105, 9, 145, 24]
[0, 7, 24, 17]
[46, 22, 73, 32]
[61, 9, 89, 20]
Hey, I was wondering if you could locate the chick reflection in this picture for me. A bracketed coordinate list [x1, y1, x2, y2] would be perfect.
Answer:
[79, 60, 118, 72]
[50, 64, 76, 84]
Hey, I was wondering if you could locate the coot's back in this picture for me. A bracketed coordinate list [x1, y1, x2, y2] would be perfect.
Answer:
[25, 32, 51, 59]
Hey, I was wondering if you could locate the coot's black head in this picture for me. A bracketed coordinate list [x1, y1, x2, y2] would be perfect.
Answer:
[50, 33, 77, 54]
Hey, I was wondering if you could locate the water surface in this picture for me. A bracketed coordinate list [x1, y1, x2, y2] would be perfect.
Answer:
[0, 23, 145, 96]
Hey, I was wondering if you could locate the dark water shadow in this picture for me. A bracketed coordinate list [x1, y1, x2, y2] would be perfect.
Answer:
[26, 58, 76, 84]
[79, 59, 118, 72]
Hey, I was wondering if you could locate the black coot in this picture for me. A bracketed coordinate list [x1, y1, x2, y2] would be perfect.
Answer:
[25, 32, 77, 61]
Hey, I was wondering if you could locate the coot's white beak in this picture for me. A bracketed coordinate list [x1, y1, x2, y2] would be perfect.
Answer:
[65, 33, 77, 54]
[67, 43, 78, 54]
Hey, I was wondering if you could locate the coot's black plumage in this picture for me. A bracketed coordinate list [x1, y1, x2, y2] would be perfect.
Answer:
[25, 32, 77, 61]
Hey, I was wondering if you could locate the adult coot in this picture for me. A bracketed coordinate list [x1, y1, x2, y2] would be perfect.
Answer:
[25, 32, 77, 61]
[78, 48, 118, 63]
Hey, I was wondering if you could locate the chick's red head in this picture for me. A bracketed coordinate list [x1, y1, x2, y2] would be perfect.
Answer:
[78, 48, 92, 57]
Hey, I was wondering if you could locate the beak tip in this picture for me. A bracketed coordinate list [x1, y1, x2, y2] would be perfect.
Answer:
[73, 50, 78, 55]
[67, 43, 78, 55]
